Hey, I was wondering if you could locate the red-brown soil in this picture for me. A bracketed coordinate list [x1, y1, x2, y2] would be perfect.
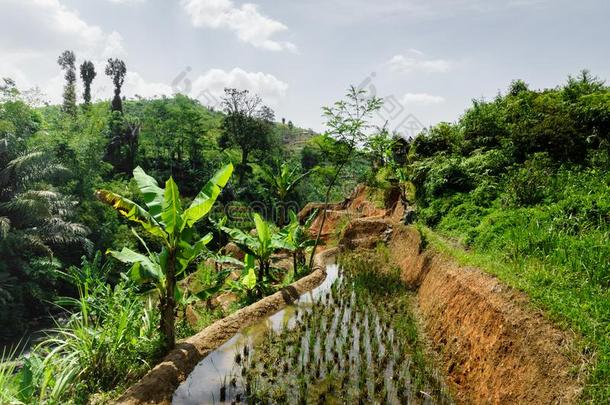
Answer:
[388, 226, 584, 404]
[333, 186, 585, 404]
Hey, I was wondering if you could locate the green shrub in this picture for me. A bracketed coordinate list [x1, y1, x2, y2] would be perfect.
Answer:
[502, 153, 554, 207]
[411, 156, 473, 204]
[438, 202, 491, 244]
[417, 194, 467, 227]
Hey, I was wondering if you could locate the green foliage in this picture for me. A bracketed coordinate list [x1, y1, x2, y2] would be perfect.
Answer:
[253, 162, 313, 225]
[135, 95, 224, 192]
[57, 50, 77, 117]
[105, 59, 127, 113]
[296, 134, 372, 204]
[308, 86, 382, 269]
[222, 213, 293, 298]
[219, 89, 276, 186]
[0, 75, 376, 403]
[79, 61, 96, 107]
[0, 344, 23, 404]
[279, 210, 316, 276]
[98, 163, 233, 351]
[502, 153, 554, 207]
[32, 281, 160, 403]
[410, 122, 461, 159]
[0, 128, 91, 338]
[407, 72, 610, 401]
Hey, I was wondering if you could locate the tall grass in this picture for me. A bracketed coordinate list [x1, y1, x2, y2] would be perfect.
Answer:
[31, 283, 160, 403]
[0, 345, 23, 404]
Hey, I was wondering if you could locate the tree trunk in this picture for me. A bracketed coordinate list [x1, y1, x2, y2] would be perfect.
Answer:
[308, 159, 349, 271]
[256, 259, 265, 298]
[293, 252, 298, 276]
[278, 202, 286, 227]
[160, 248, 176, 352]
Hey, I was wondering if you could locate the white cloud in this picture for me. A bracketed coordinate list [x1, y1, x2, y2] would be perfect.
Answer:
[0, 0, 126, 59]
[401, 93, 446, 105]
[180, 0, 296, 52]
[107, 0, 145, 3]
[387, 50, 452, 73]
[0, 0, 128, 102]
[190, 67, 288, 106]
[71, 70, 173, 104]
[85, 67, 287, 108]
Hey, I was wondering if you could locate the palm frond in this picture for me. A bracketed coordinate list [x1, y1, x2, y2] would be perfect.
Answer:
[0, 190, 58, 219]
[0, 152, 70, 192]
[0, 272, 14, 305]
[39, 218, 92, 253]
[21, 234, 53, 257]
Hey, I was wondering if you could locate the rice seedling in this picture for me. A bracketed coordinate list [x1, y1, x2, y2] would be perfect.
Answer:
[198, 254, 453, 404]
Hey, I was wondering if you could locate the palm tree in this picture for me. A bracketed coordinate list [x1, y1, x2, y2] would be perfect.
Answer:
[0, 150, 90, 255]
[0, 145, 91, 326]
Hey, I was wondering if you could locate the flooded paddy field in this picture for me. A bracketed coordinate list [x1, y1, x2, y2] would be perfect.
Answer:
[174, 253, 452, 404]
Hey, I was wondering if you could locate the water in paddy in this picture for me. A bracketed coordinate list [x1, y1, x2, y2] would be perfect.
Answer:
[173, 262, 451, 404]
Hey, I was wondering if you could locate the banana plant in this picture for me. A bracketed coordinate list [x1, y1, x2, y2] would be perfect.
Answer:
[175, 264, 232, 329]
[279, 210, 317, 276]
[225, 254, 258, 303]
[96, 163, 233, 351]
[253, 162, 313, 225]
[222, 213, 293, 297]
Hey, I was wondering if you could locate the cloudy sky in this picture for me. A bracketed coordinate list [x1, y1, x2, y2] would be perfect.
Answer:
[1, 0, 609, 134]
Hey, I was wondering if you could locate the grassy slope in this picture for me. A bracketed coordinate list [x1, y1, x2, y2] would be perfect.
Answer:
[419, 225, 609, 402]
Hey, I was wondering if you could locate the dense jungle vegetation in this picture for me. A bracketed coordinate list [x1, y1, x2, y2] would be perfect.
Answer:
[0, 54, 376, 403]
[0, 49, 608, 403]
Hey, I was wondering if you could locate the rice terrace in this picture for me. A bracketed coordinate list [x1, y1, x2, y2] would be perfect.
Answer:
[0, 0, 609, 404]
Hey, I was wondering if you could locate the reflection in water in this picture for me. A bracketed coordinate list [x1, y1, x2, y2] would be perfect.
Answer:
[172, 265, 339, 405]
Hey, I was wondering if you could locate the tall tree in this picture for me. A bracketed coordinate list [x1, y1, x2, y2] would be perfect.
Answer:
[308, 86, 382, 270]
[57, 50, 77, 116]
[80, 60, 96, 107]
[219, 88, 274, 185]
[105, 58, 126, 113]
[0, 143, 91, 332]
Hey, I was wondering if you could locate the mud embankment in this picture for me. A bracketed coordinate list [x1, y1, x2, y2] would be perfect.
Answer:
[387, 226, 584, 404]
[334, 186, 585, 404]
[115, 248, 337, 405]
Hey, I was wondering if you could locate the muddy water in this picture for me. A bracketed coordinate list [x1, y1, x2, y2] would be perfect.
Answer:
[173, 265, 340, 405]
[173, 262, 451, 404]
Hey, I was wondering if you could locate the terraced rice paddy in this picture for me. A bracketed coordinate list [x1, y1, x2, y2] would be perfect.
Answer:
[174, 255, 451, 404]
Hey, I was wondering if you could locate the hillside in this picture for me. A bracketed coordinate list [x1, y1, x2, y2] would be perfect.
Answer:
[1, 71, 609, 403]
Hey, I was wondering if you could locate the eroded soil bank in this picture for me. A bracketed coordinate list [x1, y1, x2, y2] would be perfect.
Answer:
[116, 185, 586, 404]
[331, 186, 586, 404]
[387, 225, 584, 404]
